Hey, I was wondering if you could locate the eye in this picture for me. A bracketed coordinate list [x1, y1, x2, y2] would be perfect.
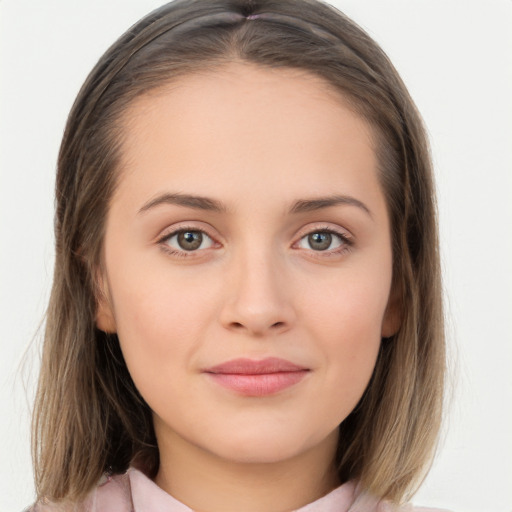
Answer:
[296, 230, 350, 252]
[162, 229, 215, 253]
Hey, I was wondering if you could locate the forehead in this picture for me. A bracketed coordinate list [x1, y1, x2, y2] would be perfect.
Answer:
[126, 61, 354, 110]
[113, 62, 382, 214]
[120, 61, 375, 155]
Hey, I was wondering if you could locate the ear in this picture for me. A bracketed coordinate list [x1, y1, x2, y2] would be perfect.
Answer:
[381, 282, 402, 338]
[95, 270, 117, 333]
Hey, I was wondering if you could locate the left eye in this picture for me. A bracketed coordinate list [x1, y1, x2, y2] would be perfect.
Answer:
[296, 231, 346, 251]
[163, 230, 215, 252]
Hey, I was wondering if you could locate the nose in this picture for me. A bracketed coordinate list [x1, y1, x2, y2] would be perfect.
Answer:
[219, 248, 296, 337]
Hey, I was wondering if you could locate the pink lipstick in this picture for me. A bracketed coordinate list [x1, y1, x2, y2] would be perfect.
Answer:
[203, 357, 309, 397]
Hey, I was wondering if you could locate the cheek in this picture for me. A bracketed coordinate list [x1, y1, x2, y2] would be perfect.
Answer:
[301, 269, 390, 404]
[106, 262, 217, 387]
[303, 266, 390, 340]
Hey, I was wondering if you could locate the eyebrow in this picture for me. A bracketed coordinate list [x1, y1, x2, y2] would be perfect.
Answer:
[289, 195, 372, 217]
[138, 192, 372, 218]
[138, 192, 227, 214]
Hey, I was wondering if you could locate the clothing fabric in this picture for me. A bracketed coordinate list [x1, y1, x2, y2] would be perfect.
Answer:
[31, 467, 451, 512]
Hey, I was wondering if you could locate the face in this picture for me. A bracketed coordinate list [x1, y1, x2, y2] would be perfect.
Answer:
[97, 63, 398, 466]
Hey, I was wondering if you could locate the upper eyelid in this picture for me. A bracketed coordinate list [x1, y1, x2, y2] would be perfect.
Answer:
[157, 227, 218, 257]
[294, 223, 353, 240]
[156, 222, 353, 246]
[163, 229, 215, 242]
[157, 223, 219, 242]
[294, 229, 351, 249]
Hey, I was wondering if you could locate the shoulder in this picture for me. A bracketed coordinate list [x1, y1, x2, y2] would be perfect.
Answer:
[296, 480, 452, 512]
[376, 502, 453, 512]
[27, 472, 133, 512]
[348, 488, 452, 512]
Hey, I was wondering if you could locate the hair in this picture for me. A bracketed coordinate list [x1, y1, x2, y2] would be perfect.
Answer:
[32, 0, 445, 506]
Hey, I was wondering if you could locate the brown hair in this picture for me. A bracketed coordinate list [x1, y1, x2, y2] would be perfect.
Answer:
[32, 0, 445, 506]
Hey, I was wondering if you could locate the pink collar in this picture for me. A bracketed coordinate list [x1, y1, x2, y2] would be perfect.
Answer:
[127, 467, 358, 512]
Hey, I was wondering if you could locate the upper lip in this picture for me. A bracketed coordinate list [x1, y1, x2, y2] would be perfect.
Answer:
[204, 357, 308, 375]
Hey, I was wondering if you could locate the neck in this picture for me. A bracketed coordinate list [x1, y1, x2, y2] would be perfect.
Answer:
[154, 427, 340, 512]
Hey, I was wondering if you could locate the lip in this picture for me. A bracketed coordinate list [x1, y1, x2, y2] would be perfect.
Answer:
[203, 357, 310, 397]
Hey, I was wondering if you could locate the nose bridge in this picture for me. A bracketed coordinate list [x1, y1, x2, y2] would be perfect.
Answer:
[240, 244, 280, 304]
[220, 239, 295, 335]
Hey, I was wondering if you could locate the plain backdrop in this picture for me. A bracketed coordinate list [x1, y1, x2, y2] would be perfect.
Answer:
[1, 1, 511, 511]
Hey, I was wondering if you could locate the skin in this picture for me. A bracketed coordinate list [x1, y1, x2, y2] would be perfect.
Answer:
[97, 62, 398, 512]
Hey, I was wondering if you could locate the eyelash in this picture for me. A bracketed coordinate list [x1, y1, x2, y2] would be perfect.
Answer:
[157, 225, 218, 259]
[157, 225, 353, 259]
[294, 226, 354, 258]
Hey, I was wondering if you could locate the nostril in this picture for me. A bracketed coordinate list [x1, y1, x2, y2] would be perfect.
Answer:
[228, 321, 286, 332]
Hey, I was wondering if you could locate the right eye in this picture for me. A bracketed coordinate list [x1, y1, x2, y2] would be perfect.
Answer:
[161, 229, 215, 254]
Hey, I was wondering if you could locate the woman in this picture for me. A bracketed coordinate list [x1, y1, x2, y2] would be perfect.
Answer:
[30, 1, 446, 510]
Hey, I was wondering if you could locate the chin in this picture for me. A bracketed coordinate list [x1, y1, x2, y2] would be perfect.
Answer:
[214, 441, 303, 464]
[203, 425, 329, 465]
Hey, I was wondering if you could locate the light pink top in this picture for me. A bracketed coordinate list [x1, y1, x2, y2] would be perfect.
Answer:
[32, 467, 451, 511]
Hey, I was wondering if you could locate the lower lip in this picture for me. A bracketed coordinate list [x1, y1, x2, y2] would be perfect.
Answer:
[206, 371, 309, 397]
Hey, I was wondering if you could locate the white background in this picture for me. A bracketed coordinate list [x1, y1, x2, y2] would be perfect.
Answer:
[1, 1, 511, 511]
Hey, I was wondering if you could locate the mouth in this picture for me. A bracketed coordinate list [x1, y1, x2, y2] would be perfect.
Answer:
[202, 357, 310, 397]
